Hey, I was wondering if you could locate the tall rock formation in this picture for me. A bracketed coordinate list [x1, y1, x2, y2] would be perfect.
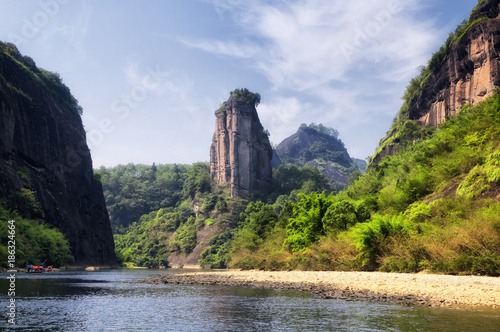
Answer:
[372, 0, 500, 164]
[410, 0, 500, 126]
[210, 89, 272, 198]
[0, 42, 116, 265]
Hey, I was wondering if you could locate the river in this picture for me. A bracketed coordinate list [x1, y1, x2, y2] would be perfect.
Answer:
[1, 269, 499, 331]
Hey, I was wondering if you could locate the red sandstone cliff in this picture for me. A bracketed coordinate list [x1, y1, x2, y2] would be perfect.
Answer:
[210, 90, 272, 198]
[372, 0, 500, 165]
[410, 0, 500, 126]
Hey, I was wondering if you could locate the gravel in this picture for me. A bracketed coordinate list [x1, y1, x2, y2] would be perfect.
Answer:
[142, 270, 500, 309]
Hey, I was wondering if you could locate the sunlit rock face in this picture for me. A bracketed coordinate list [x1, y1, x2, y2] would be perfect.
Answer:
[372, 0, 500, 165]
[411, 1, 500, 126]
[210, 94, 272, 198]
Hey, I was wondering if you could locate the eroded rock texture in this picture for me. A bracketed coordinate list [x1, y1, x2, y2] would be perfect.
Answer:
[410, 0, 500, 126]
[210, 94, 272, 198]
[0, 42, 116, 265]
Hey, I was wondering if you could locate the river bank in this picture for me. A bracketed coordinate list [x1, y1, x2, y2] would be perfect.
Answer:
[143, 270, 500, 309]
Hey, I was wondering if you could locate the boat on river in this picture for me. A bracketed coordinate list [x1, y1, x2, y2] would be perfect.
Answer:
[26, 265, 53, 273]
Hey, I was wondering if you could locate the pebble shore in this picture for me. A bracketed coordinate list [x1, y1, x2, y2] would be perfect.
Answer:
[142, 270, 500, 309]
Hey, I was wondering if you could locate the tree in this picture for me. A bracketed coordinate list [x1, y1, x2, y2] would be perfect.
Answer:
[182, 162, 211, 199]
[230, 88, 261, 107]
[284, 192, 333, 252]
[322, 200, 357, 231]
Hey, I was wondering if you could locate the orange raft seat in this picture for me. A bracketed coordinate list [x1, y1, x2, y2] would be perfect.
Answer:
[32, 266, 43, 272]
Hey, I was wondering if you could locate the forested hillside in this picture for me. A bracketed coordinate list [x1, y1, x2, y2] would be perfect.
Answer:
[98, 162, 334, 267]
[101, 92, 499, 274]
[228, 93, 500, 275]
[97, 163, 190, 231]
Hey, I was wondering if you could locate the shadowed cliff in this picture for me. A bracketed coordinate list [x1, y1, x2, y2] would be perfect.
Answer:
[0, 42, 117, 265]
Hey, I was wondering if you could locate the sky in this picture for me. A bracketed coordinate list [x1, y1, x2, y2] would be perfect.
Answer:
[0, 0, 479, 167]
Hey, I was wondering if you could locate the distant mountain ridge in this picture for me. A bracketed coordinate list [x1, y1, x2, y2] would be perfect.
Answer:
[275, 123, 360, 186]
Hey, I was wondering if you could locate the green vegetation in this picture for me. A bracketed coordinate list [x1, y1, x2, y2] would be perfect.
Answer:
[227, 92, 500, 275]
[276, 123, 359, 188]
[0, 41, 82, 116]
[104, 161, 247, 267]
[199, 230, 233, 268]
[374, 0, 493, 161]
[271, 164, 333, 198]
[230, 88, 261, 107]
[0, 158, 73, 268]
[0, 201, 73, 268]
[299, 123, 339, 138]
[97, 163, 190, 231]
[100, 158, 334, 267]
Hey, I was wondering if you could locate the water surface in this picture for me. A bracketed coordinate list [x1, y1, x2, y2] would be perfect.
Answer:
[1, 269, 499, 331]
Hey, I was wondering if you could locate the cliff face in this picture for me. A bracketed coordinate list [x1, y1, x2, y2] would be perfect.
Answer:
[0, 42, 116, 265]
[410, 1, 500, 126]
[372, 0, 500, 165]
[210, 92, 272, 198]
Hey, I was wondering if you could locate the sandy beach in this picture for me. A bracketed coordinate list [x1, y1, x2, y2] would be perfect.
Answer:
[143, 270, 500, 309]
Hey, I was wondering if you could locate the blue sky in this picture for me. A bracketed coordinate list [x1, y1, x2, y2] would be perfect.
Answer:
[0, 0, 478, 166]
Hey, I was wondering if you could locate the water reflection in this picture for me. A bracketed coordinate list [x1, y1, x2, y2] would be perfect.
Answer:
[1, 269, 499, 331]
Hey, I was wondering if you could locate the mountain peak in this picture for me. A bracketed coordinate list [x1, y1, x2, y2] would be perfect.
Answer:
[275, 123, 358, 186]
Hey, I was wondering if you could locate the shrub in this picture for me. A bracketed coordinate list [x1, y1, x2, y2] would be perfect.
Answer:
[284, 192, 333, 252]
[0, 206, 73, 267]
[170, 217, 197, 254]
[349, 215, 410, 268]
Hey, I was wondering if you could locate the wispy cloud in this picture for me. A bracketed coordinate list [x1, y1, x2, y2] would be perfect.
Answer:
[122, 61, 198, 114]
[178, 37, 259, 58]
[246, 0, 438, 89]
[190, 0, 443, 97]
[35, 0, 92, 70]
[189, 0, 446, 154]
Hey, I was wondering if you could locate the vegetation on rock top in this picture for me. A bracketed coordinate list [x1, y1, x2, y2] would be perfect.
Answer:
[372, 0, 495, 164]
[0, 41, 83, 117]
[230, 88, 261, 107]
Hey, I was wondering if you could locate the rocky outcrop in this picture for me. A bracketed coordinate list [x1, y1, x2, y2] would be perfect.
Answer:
[371, 0, 500, 165]
[210, 91, 272, 198]
[370, 143, 399, 166]
[275, 126, 357, 185]
[0, 42, 116, 265]
[410, 0, 500, 126]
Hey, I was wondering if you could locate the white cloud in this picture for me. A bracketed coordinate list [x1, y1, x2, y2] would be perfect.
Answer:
[186, 0, 443, 113]
[35, 0, 92, 64]
[187, 0, 447, 158]
[188, 3, 440, 157]
[122, 62, 198, 114]
[258, 96, 311, 144]
[178, 37, 259, 58]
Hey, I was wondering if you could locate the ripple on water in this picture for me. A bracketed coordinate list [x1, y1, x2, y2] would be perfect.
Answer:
[1, 269, 499, 331]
